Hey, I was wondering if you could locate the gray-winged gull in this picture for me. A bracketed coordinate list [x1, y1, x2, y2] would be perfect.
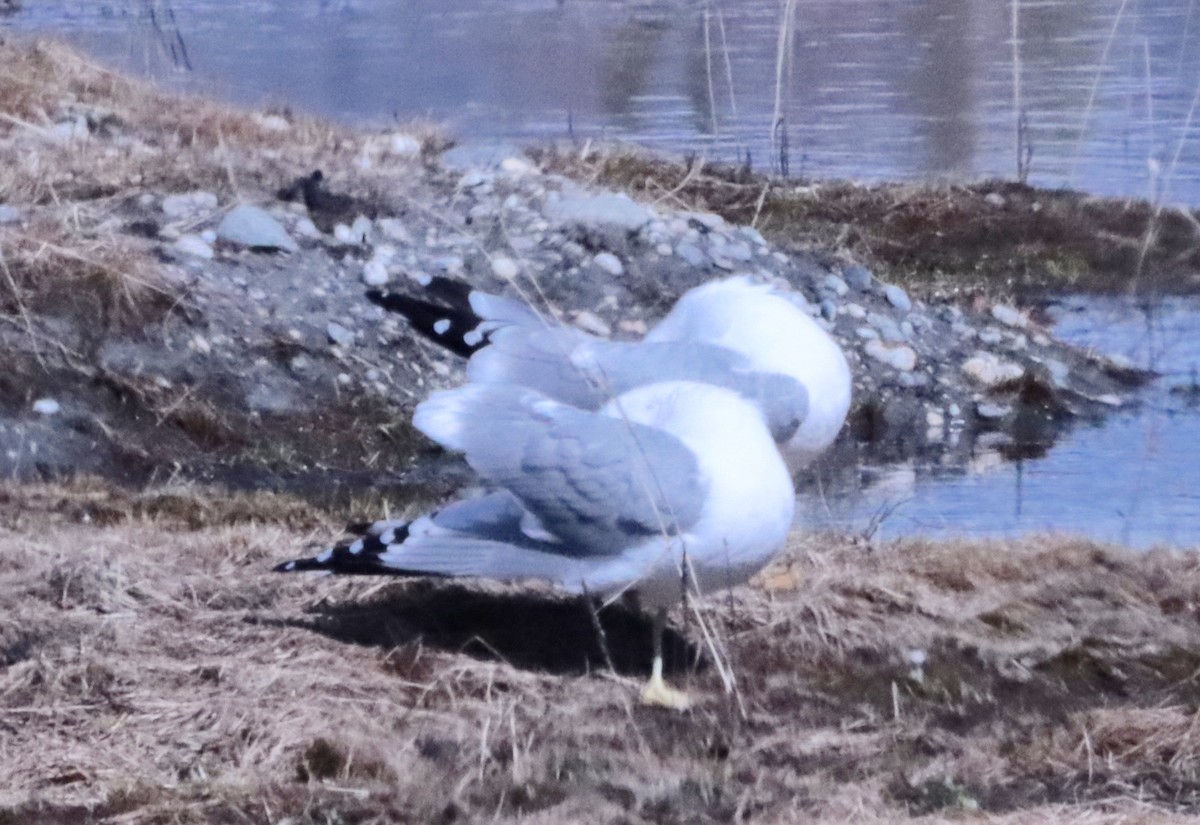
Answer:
[367, 274, 852, 470]
[276, 379, 796, 709]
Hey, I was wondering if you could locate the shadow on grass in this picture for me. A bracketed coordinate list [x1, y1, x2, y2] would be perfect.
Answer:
[279, 581, 699, 678]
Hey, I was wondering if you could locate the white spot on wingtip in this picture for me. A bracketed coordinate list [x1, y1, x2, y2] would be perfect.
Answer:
[463, 329, 484, 347]
[348, 540, 364, 554]
[316, 549, 334, 563]
[433, 318, 451, 335]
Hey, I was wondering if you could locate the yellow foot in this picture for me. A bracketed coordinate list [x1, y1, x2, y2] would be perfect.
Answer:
[640, 671, 691, 711]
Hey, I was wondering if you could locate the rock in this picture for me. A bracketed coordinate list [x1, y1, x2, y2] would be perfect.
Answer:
[883, 284, 912, 312]
[984, 192, 1006, 207]
[738, 226, 767, 246]
[593, 252, 624, 276]
[459, 170, 492, 189]
[32, 398, 60, 416]
[572, 310, 611, 337]
[976, 402, 1011, 420]
[441, 141, 524, 170]
[856, 327, 879, 340]
[675, 242, 708, 268]
[682, 211, 725, 232]
[377, 217, 412, 243]
[162, 191, 218, 220]
[843, 264, 873, 291]
[926, 410, 945, 427]
[492, 256, 520, 280]
[991, 304, 1027, 328]
[544, 192, 652, 232]
[868, 312, 906, 343]
[865, 340, 917, 371]
[361, 259, 390, 287]
[820, 298, 838, 322]
[962, 352, 1025, 387]
[290, 218, 321, 239]
[173, 234, 213, 259]
[723, 241, 753, 262]
[978, 328, 1004, 345]
[390, 133, 422, 157]
[845, 303, 867, 320]
[326, 322, 354, 346]
[217, 204, 298, 252]
[0, 205, 22, 224]
[1044, 359, 1071, 388]
[821, 274, 849, 296]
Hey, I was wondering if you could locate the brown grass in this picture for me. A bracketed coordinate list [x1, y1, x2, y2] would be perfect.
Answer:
[3, 481, 1200, 823]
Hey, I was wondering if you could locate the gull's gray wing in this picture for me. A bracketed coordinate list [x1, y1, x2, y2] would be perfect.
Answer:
[467, 329, 809, 444]
[413, 384, 707, 556]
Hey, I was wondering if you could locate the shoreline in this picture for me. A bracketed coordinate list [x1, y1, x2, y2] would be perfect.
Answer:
[0, 36, 1157, 505]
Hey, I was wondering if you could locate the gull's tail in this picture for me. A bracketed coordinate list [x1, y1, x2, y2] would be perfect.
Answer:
[274, 494, 587, 588]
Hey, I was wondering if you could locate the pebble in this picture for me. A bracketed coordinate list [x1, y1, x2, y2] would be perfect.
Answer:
[845, 303, 867, 320]
[389, 133, 422, 157]
[492, 256, 520, 280]
[865, 340, 917, 372]
[326, 322, 354, 346]
[217, 204, 298, 252]
[843, 264, 873, 291]
[926, 410, 945, 427]
[867, 312, 906, 343]
[821, 274, 849, 296]
[738, 226, 767, 246]
[984, 192, 1006, 207]
[336, 373, 352, 387]
[1045, 358, 1070, 388]
[573, 310, 611, 337]
[883, 284, 912, 312]
[976, 402, 1011, 420]
[856, 327, 880, 340]
[361, 259, 390, 287]
[683, 211, 725, 232]
[978, 328, 1004, 345]
[593, 252, 624, 276]
[819, 298, 838, 321]
[544, 192, 652, 232]
[991, 304, 1027, 328]
[675, 242, 707, 268]
[174, 234, 213, 259]
[962, 352, 1025, 387]
[723, 241, 753, 262]
[162, 191, 218, 220]
[32, 398, 61, 416]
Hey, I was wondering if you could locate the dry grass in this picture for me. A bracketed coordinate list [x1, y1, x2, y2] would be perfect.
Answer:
[3, 481, 1200, 823]
[0, 36, 446, 328]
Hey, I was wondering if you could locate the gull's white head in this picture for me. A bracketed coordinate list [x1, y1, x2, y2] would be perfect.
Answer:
[645, 276, 852, 469]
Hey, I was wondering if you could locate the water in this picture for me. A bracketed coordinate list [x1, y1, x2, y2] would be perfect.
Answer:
[6, 0, 1200, 205]
[5, 1, 1200, 547]
[800, 296, 1200, 549]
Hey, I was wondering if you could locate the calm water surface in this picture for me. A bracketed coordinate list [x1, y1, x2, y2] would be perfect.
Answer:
[7, 0, 1200, 204]
[800, 297, 1200, 549]
[5, 1, 1200, 546]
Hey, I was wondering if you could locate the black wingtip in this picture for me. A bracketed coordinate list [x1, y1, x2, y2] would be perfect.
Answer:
[366, 288, 486, 358]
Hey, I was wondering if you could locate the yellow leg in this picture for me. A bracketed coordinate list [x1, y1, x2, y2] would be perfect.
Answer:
[639, 609, 691, 711]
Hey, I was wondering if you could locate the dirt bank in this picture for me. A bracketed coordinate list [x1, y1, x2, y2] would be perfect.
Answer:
[3, 482, 1200, 823]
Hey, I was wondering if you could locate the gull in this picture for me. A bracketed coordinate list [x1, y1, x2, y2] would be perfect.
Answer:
[368, 274, 852, 470]
[276, 379, 796, 709]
